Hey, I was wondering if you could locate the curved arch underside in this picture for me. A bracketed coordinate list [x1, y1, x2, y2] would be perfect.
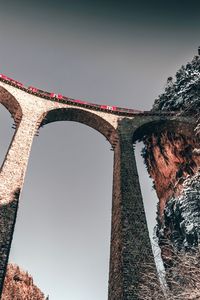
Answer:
[132, 119, 196, 142]
[0, 104, 15, 170]
[0, 87, 22, 124]
[40, 108, 118, 144]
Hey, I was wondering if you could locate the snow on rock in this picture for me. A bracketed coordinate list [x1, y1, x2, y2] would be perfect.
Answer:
[152, 55, 200, 116]
[157, 171, 200, 250]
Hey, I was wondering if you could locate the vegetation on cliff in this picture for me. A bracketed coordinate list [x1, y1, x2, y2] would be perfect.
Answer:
[152, 55, 200, 117]
[138, 245, 200, 300]
[2, 263, 47, 300]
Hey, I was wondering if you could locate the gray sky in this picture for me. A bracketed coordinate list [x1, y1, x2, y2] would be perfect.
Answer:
[0, 1, 200, 299]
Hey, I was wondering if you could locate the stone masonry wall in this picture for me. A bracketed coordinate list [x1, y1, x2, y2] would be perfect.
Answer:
[108, 118, 162, 300]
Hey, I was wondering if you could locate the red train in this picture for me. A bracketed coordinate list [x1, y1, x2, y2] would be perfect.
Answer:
[0, 73, 147, 115]
[0, 74, 23, 88]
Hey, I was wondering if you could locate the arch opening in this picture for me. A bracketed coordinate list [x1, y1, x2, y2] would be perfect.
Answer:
[40, 107, 118, 144]
[9, 119, 114, 300]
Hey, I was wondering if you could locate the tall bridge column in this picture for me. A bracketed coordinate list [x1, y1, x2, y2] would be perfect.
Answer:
[108, 120, 161, 300]
[0, 113, 40, 296]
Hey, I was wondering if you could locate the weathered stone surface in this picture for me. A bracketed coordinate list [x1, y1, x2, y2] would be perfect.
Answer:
[159, 172, 200, 249]
[109, 119, 162, 299]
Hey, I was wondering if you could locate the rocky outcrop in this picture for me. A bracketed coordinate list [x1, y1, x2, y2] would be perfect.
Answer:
[2, 263, 47, 300]
[142, 130, 200, 218]
[160, 172, 200, 249]
[143, 54, 200, 263]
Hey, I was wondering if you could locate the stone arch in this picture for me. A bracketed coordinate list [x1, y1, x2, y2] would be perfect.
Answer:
[39, 107, 118, 144]
[0, 86, 22, 124]
[10, 106, 115, 299]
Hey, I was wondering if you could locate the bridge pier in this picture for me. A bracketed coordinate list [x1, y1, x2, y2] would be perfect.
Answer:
[0, 114, 39, 296]
[108, 120, 161, 300]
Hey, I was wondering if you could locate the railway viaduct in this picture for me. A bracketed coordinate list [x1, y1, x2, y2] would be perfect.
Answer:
[0, 79, 193, 299]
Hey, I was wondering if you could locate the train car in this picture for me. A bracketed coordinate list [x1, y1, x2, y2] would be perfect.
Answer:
[28, 86, 55, 100]
[0, 74, 9, 80]
[28, 86, 49, 98]
[86, 102, 96, 107]
[62, 96, 71, 102]
[39, 90, 52, 98]
[86, 102, 101, 109]
[0, 74, 24, 88]
[13, 80, 24, 88]
[100, 105, 117, 111]
[9, 77, 23, 87]
[28, 86, 39, 93]
[49, 93, 63, 100]
[73, 99, 88, 105]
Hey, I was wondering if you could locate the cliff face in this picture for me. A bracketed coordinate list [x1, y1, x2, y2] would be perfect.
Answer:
[143, 54, 200, 261]
[143, 130, 200, 218]
[2, 264, 47, 300]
